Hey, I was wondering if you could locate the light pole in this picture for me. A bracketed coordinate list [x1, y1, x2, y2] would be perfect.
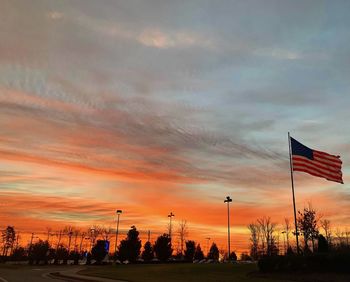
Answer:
[224, 196, 232, 260]
[168, 212, 175, 240]
[115, 209, 122, 254]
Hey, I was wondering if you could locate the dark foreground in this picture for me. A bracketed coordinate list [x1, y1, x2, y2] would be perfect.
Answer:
[1, 263, 350, 282]
[79, 263, 350, 282]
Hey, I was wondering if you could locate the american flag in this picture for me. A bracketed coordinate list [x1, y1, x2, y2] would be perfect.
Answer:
[290, 137, 343, 184]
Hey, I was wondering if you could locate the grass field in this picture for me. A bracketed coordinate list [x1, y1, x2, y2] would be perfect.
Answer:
[79, 263, 350, 282]
[79, 263, 286, 282]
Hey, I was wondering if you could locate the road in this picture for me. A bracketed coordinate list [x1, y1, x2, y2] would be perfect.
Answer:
[0, 266, 82, 282]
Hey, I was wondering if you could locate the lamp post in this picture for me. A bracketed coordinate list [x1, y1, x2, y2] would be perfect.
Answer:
[115, 209, 122, 254]
[168, 212, 175, 240]
[224, 196, 232, 260]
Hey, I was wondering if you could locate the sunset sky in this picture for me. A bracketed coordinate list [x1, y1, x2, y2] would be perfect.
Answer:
[1, 0, 350, 254]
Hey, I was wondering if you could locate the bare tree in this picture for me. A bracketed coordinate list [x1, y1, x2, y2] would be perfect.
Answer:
[257, 217, 277, 256]
[101, 226, 112, 241]
[46, 227, 52, 242]
[73, 229, 80, 251]
[79, 231, 86, 253]
[284, 218, 291, 249]
[320, 219, 332, 245]
[177, 220, 188, 255]
[247, 223, 260, 260]
[64, 226, 75, 253]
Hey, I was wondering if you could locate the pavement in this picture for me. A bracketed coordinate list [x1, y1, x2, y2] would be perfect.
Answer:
[0, 265, 125, 282]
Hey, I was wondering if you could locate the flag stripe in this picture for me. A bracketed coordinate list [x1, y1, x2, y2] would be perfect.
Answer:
[292, 155, 342, 174]
[312, 156, 342, 169]
[293, 166, 343, 184]
[293, 160, 342, 180]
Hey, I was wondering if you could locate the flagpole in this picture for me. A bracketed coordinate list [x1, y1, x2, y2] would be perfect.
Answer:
[288, 132, 300, 254]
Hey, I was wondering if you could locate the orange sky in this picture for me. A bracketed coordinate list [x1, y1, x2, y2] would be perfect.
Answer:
[1, 0, 350, 257]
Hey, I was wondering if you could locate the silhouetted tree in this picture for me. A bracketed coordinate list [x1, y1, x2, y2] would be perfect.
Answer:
[284, 218, 291, 249]
[153, 234, 173, 262]
[230, 251, 237, 261]
[30, 240, 50, 265]
[317, 234, 329, 253]
[70, 250, 80, 265]
[177, 220, 188, 255]
[247, 223, 260, 260]
[92, 240, 108, 264]
[320, 219, 332, 245]
[257, 217, 277, 256]
[184, 240, 196, 261]
[286, 246, 294, 256]
[194, 244, 204, 261]
[141, 241, 154, 262]
[207, 243, 219, 261]
[11, 247, 26, 261]
[117, 226, 142, 262]
[55, 244, 69, 265]
[1, 226, 16, 256]
[240, 252, 252, 261]
[298, 205, 319, 252]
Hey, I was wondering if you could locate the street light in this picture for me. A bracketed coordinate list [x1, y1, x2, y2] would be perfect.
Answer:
[115, 209, 122, 254]
[224, 196, 232, 260]
[168, 212, 175, 240]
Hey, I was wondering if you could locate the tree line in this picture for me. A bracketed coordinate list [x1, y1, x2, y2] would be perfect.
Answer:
[0, 223, 230, 265]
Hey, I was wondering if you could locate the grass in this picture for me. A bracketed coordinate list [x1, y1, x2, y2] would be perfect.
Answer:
[79, 263, 291, 282]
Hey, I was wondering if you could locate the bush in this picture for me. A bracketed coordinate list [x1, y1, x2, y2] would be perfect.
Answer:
[141, 241, 154, 262]
[258, 252, 350, 273]
[92, 240, 108, 264]
[117, 226, 142, 263]
[207, 243, 219, 261]
[184, 241, 196, 261]
[153, 234, 173, 262]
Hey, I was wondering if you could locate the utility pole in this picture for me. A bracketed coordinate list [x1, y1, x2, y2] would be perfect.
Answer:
[224, 196, 232, 260]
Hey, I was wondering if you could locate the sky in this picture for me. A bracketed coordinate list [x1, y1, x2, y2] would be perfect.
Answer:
[1, 0, 350, 254]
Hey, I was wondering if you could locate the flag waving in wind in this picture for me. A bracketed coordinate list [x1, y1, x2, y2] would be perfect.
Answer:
[290, 137, 343, 184]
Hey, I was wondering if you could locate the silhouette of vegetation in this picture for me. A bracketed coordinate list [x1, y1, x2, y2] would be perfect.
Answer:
[230, 251, 237, 261]
[177, 220, 188, 255]
[317, 234, 329, 253]
[11, 246, 26, 261]
[207, 243, 219, 261]
[298, 205, 319, 252]
[154, 234, 173, 262]
[184, 240, 195, 261]
[141, 241, 154, 262]
[1, 226, 16, 257]
[247, 223, 260, 260]
[194, 244, 204, 261]
[240, 252, 252, 261]
[29, 240, 50, 265]
[92, 240, 108, 264]
[117, 225, 142, 262]
[55, 244, 69, 265]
